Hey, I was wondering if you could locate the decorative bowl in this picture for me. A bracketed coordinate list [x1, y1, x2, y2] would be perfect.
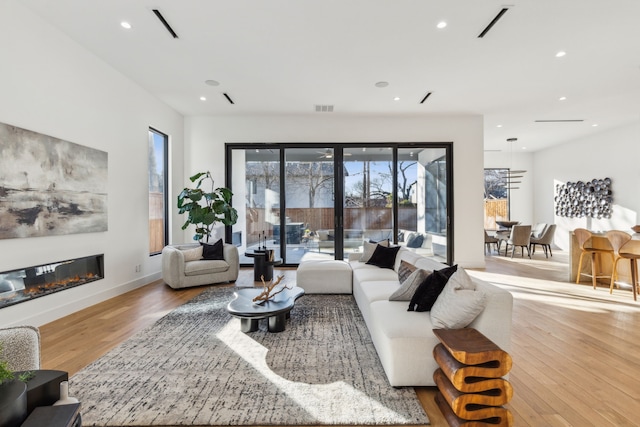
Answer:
[632, 225, 640, 233]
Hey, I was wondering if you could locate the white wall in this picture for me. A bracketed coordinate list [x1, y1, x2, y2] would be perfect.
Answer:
[184, 114, 486, 268]
[0, 2, 184, 327]
[532, 122, 640, 250]
[484, 150, 535, 225]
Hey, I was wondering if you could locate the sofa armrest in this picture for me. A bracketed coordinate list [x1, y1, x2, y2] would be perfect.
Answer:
[0, 325, 41, 371]
[161, 245, 186, 288]
[223, 244, 239, 280]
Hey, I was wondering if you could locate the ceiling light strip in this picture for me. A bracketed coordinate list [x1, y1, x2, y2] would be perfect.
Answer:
[223, 93, 235, 105]
[478, 8, 509, 38]
[152, 9, 178, 39]
[419, 92, 432, 104]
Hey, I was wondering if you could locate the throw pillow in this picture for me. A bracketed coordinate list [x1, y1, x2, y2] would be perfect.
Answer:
[446, 267, 476, 291]
[360, 239, 390, 263]
[366, 245, 401, 269]
[397, 260, 418, 283]
[408, 264, 458, 312]
[431, 276, 488, 329]
[182, 246, 203, 262]
[201, 239, 224, 260]
[389, 268, 431, 301]
[406, 233, 424, 248]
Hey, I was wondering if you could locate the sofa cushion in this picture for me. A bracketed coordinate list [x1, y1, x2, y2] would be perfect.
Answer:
[389, 268, 431, 301]
[182, 246, 203, 262]
[360, 240, 389, 263]
[367, 245, 401, 269]
[184, 260, 229, 276]
[408, 264, 458, 312]
[201, 239, 224, 260]
[431, 269, 489, 329]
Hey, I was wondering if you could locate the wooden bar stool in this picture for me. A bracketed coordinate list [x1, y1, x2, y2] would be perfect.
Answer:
[574, 228, 614, 289]
[605, 230, 639, 301]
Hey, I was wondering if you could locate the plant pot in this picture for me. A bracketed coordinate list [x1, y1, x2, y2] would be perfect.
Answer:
[0, 381, 28, 427]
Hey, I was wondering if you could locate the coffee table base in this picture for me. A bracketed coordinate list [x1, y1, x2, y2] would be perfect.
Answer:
[240, 312, 288, 333]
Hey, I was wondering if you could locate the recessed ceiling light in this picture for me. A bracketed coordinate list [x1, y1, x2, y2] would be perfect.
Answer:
[556, 51, 567, 58]
[393, 97, 400, 101]
[437, 21, 447, 29]
[592, 124, 599, 127]
[205, 80, 220, 86]
[120, 21, 132, 29]
[497, 124, 503, 128]
[375, 81, 389, 88]
[559, 96, 567, 101]
[200, 96, 206, 101]
[522, 147, 527, 150]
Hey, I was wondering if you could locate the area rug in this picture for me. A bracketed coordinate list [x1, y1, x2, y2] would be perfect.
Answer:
[70, 288, 430, 426]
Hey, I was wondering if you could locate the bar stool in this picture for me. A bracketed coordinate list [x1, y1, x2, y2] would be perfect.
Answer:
[605, 230, 639, 301]
[574, 228, 614, 289]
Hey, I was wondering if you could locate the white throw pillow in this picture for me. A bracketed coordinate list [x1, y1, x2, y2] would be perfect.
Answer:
[359, 239, 389, 262]
[430, 268, 488, 329]
[389, 268, 431, 301]
[182, 246, 203, 262]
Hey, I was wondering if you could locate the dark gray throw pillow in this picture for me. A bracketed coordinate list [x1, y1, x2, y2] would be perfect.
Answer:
[408, 264, 458, 312]
[201, 239, 224, 260]
[366, 245, 401, 269]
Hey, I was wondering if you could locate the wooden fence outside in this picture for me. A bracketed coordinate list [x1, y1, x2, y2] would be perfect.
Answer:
[484, 199, 509, 230]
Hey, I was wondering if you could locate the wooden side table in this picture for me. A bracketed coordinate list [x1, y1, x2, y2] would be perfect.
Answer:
[433, 328, 513, 427]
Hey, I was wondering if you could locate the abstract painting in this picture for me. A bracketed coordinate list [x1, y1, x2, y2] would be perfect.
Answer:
[0, 122, 108, 239]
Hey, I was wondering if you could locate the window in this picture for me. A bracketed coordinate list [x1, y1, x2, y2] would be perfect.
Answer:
[149, 128, 168, 255]
[484, 168, 509, 230]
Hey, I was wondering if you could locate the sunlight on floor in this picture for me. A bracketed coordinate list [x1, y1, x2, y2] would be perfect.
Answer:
[215, 320, 413, 424]
[469, 262, 640, 315]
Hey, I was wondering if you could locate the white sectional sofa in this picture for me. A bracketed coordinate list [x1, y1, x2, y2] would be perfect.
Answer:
[297, 247, 513, 387]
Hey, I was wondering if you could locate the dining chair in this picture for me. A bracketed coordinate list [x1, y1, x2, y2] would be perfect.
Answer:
[484, 230, 499, 255]
[529, 224, 556, 258]
[574, 228, 614, 289]
[503, 225, 532, 258]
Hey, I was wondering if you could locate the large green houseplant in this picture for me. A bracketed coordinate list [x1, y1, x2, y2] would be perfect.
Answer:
[177, 171, 238, 242]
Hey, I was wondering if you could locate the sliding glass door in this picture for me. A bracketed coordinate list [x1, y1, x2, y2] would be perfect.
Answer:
[227, 143, 452, 266]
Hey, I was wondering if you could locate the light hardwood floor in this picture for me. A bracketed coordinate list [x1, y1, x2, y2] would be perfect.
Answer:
[39, 252, 640, 427]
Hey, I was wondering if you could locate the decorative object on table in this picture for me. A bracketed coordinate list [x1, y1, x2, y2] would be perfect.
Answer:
[53, 381, 79, 406]
[0, 122, 108, 240]
[177, 171, 238, 242]
[632, 225, 640, 234]
[253, 275, 289, 304]
[70, 289, 429, 426]
[554, 177, 612, 218]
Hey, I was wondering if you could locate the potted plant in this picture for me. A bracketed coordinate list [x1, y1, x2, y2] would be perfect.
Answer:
[177, 171, 238, 242]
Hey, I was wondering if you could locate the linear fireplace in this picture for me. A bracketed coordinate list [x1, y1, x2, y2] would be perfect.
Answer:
[0, 254, 104, 309]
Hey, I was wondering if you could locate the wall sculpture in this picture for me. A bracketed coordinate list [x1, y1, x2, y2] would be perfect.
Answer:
[554, 178, 612, 219]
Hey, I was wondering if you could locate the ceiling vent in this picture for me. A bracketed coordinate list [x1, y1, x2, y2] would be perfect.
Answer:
[315, 105, 334, 112]
[534, 119, 584, 123]
[223, 93, 235, 105]
[478, 7, 509, 38]
[152, 9, 178, 39]
[419, 92, 432, 104]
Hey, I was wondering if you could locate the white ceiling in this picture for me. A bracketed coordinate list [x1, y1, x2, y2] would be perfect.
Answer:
[22, 0, 640, 152]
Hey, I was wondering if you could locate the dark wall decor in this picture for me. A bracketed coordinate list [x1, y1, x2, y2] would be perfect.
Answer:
[0, 122, 108, 239]
[555, 178, 612, 218]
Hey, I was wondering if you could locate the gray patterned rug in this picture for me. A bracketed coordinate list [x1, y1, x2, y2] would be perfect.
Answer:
[71, 287, 430, 426]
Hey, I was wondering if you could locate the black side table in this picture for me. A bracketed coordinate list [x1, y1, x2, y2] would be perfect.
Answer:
[245, 250, 282, 281]
[16, 369, 68, 413]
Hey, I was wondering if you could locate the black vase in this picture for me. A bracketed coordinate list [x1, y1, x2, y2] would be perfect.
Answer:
[0, 381, 28, 427]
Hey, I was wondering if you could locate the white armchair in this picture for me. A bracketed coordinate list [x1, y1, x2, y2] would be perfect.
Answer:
[161, 243, 239, 289]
